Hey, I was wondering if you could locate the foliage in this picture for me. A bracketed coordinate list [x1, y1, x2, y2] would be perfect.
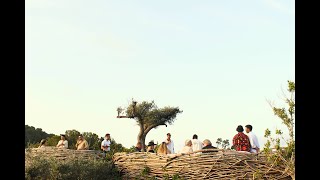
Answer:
[25, 125, 54, 147]
[216, 138, 230, 149]
[172, 174, 185, 180]
[221, 139, 230, 149]
[83, 132, 101, 150]
[65, 129, 81, 149]
[216, 138, 222, 148]
[140, 166, 151, 176]
[47, 135, 61, 146]
[25, 157, 121, 180]
[118, 100, 182, 152]
[263, 80, 295, 179]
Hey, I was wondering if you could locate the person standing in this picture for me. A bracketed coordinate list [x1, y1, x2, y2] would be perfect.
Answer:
[56, 134, 68, 149]
[165, 133, 174, 154]
[191, 134, 203, 152]
[101, 133, 111, 156]
[245, 125, 260, 153]
[76, 134, 89, 150]
[232, 125, 251, 152]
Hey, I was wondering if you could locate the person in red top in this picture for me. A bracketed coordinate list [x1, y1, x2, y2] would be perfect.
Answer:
[232, 125, 251, 152]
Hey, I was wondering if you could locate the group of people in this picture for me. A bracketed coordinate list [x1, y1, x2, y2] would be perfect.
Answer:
[134, 133, 219, 155]
[37, 124, 260, 156]
[133, 124, 260, 155]
[38, 133, 110, 151]
[232, 124, 260, 153]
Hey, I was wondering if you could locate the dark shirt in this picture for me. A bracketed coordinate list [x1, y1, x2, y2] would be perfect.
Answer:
[202, 145, 218, 153]
[232, 132, 251, 152]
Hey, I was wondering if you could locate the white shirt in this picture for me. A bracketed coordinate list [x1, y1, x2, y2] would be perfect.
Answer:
[191, 139, 203, 152]
[101, 139, 111, 151]
[179, 146, 193, 154]
[165, 139, 174, 154]
[57, 140, 68, 148]
[247, 131, 260, 153]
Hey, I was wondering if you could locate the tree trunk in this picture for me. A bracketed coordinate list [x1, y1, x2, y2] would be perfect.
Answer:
[137, 124, 146, 152]
[141, 134, 146, 152]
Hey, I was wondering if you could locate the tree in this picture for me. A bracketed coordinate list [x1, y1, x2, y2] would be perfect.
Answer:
[216, 138, 222, 148]
[83, 132, 101, 150]
[47, 135, 61, 146]
[118, 100, 182, 152]
[65, 129, 81, 149]
[264, 80, 295, 179]
[25, 125, 54, 147]
[222, 139, 230, 149]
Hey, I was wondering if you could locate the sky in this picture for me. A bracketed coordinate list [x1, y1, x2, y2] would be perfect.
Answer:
[25, 0, 295, 151]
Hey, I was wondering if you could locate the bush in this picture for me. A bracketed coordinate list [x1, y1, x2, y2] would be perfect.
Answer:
[25, 157, 121, 180]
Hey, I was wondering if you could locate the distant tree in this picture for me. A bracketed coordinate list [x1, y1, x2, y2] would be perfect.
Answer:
[117, 100, 182, 152]
[216, 138, 222, 148]
[83, 132, 101, 150]
[47, 135, 61, 146]
[222, 139, 230, 149]
[25, 125, 54, 147]
[65, 129, 81, 149]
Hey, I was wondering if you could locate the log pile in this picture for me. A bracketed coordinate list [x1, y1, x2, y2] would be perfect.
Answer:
[25, 147, 103, 167]
[113, 149, 293, 179]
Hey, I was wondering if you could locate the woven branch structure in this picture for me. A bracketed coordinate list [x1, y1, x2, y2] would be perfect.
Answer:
[25, 147, 104, 167]
[113, 149, 293, 179]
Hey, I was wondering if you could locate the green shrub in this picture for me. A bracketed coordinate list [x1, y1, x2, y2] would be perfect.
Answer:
[25, 157, 121, 180]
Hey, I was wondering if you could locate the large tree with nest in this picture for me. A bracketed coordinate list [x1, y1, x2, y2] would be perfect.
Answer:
[117, 100, 182, 152]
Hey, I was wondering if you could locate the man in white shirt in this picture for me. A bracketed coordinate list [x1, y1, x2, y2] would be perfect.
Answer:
[191, 134, 203, 152]
[101, 133, 111, 155]
[245, 125, 260, 153]
[56, 134, 68, 149]
[165, 133, 174, 154]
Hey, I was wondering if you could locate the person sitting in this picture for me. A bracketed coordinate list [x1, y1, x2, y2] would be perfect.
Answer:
[191, 134, 203, 152]
[147, 141, 156, 153]
[157, 142, 171, 155]
[38, 139, 47, 148]
[135, 142, 142, 152]
[202, 139, 218, 153]
[232, 125, 251, 152]
[76, 134, 89, 150]
[179, 139, 193, 154]
[56, 134, 68, 149]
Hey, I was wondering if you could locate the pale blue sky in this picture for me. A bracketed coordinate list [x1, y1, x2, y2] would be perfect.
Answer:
[26, 0, 294, 151]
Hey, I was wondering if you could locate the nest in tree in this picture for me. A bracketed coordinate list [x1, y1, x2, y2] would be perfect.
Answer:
[113, 149, 293, 179]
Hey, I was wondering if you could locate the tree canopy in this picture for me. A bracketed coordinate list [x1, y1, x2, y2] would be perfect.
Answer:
[118, 100, 182, 151]
[25, 125, 54, 147]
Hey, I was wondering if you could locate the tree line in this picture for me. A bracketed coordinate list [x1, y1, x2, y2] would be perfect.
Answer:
[25, 125, 134, 153]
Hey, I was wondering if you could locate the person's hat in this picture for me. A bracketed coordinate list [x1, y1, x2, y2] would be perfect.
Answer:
[147, 141, 156, 146]
[60, 134, 66, 137]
